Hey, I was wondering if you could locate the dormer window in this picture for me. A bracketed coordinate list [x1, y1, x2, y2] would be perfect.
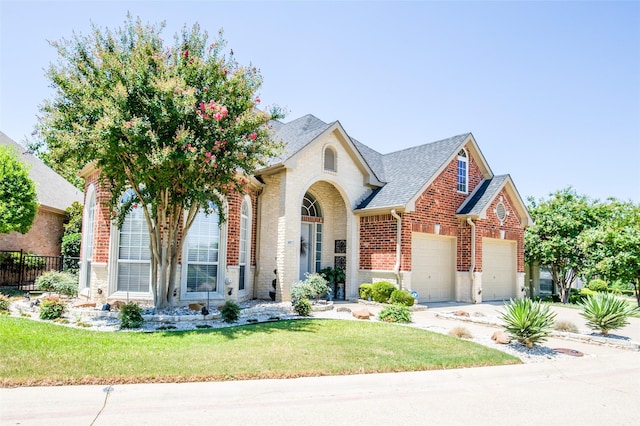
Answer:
[457, 149, 468, 193]
[324, 146, 337, 172]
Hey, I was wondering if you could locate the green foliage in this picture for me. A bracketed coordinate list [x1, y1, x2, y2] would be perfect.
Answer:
[293, 298, 312, 316]
[39, 299, 66, 320]
[64, 201, 84, 234]
[578, 292, 637, 335]
[359, 283, 373, 300]
[319, 267, 345, 284]
[0, 145, 38, 234]
[118, 302, 145, 329]
[525, 187, 602, 303]
[389, 289, 415, 307]
[36, 16, 283, 308]
[587, 279, 609, 292]
[0, 294, 10, 311]
[371, 281, 397, 303]
[378, 304, 412, 323]
[291, 273, 330, 301]
[219, 300, 241, 323]
[569, 287, 595, 304]
[500, 298, 556, 347]
[36, 271, 78, 296]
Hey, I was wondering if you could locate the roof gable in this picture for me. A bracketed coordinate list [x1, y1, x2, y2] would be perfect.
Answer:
[0, 131, 83, 212]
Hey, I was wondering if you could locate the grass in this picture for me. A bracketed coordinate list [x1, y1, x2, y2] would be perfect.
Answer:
[0, 316, 519, 387]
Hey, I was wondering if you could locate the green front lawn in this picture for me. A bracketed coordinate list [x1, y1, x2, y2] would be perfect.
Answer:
[0, 316, 519, 387]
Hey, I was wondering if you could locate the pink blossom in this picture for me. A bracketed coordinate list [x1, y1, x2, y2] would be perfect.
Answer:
[255, 97, 261, 104]
[249, 132, 257, 140]
[182, 49, 189, 58]
[124, 121, 132, 129]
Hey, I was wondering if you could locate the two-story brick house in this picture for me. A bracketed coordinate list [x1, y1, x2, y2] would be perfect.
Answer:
[79, 114, 531, 305]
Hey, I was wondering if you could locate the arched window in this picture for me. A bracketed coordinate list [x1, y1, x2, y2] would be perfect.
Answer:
[80, 185, 96, 290]
[238, 197, 251, 292]
[457, 149, 468, 193]
[182, 204, 223, 297]
[116, 190, 151, 294]
[324, 146, 337, 172]
[300, 192, 323, 279]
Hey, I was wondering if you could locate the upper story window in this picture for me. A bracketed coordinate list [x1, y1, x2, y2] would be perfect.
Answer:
[324, 146, 337, 172]
[457, 149, 468, 193]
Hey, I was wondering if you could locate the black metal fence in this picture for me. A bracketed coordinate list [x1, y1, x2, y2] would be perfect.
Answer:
[0, 250, 79, 290]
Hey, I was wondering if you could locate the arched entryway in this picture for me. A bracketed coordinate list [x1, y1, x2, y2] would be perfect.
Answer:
[299, 181, 349, 297]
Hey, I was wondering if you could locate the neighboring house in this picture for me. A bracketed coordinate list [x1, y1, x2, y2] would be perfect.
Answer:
[0, 132, 83, 256]
[79, 114, 532, 305]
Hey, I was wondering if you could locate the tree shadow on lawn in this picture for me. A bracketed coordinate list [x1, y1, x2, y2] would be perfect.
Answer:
[156, 318, 327, 340]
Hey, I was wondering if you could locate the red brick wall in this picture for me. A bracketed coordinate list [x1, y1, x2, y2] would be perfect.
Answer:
[82, 171, 113, 263]
[0, 207, 65, 256]
[359, 214, 397, 270]
[476, 189, 525, 272]
[404, 144, 484, 271]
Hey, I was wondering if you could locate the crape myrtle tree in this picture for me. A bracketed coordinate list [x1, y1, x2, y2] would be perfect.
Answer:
[36, 16, 283, 308]
[0, 145, 38, 234]
[579, 200, 640, 307]
[524, 187, 603, 304]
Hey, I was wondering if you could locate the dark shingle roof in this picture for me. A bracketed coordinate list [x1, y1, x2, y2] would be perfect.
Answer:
[457, 175, 509, 216]
[265, 114, 332, 166]
[0, 131, 83, 212]
[356, 133, 471, 210]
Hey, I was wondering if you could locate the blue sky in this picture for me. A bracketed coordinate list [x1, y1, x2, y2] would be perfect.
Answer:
[1, 0, 638, 203]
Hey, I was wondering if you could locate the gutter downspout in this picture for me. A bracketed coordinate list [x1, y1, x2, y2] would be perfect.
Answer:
[466, 217, 477, 303]
[390, 209, 402, 289]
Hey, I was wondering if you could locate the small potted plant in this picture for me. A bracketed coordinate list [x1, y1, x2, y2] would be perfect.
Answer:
[320, 267, 346, 300]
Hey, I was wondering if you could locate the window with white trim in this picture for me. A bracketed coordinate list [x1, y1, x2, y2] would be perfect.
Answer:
[184, 207, 221, 295]
[116, 200, 151, 293]
[324, 146, 336, 172]
[457, 149, 468, 193]
[80, 186, 96, 290]
[238, 198, 251, 291]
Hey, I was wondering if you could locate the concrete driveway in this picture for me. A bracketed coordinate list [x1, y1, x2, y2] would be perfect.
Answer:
[1, 302, 639, 425]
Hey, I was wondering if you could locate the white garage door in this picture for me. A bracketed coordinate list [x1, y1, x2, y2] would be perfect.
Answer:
[411, 233, 455, 302]
[482, 238, 516, 301]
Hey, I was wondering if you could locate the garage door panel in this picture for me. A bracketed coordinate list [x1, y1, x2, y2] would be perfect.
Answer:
[483, 238, 516, 301]
[411, 234, 455, 302]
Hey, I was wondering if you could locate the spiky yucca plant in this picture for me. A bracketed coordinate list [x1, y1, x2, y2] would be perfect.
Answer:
[500, 298, 556, 348]
[578, 292, 637, 335]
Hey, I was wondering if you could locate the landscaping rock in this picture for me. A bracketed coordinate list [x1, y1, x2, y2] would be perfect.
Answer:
[454, 310, 470, 317]
[73, 300, 96, 308]
[336, 306, 351, 313]
[352, 309, 372, 320]
[492, 331, 511, 344]
[110, 301, 126, 310]
[188, 303, 204, 312]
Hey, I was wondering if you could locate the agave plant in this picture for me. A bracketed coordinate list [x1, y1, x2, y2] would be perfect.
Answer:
[578, 292, 637, 335]
[499, 298, 556, 348]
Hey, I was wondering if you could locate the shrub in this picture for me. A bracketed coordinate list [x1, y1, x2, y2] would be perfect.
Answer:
[587, 279, 608, 292]
[578, 292, 637, 335]
[569, 288, 595, 304]
[359, 283, 373, 300]
[220, 300, 240, 323]
[378, 304, 412, 323]
[0, 294, 10, 311]
[293, 298, 312, 316]
[553, 320, 578, 333]
[118, 302, 144, 329]
[371, 281, 397, 303]
[291, 281, 314, 301]
[36, 271, 77, 296]
[389, 289, 415, 307]
[39, 299, 66, 320]
[500, 298, 556, 348]
[448, 326, 473, 339]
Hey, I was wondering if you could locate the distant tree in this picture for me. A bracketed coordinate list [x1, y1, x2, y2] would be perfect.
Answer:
[579, 200, 640, 307]
[61, 201, 83, 272]
[26, 138, 84, 190]
[36, 16, 282, 308]
[0, 145, 38, 234]
[525, 187, 602, 303]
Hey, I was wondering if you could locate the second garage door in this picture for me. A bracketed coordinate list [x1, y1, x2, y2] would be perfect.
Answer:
[482, 238, 517, 301]
[411, 233, 455, 302]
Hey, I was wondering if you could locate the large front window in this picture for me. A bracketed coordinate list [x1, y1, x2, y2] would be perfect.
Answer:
[457, 149, 468, 193]
[184, 209, 221, 295]
[117, 205, 151, 293]
[238, 199, 250, 292]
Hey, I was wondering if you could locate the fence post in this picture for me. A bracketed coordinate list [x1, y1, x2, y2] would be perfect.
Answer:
[18, 249, 24, 285]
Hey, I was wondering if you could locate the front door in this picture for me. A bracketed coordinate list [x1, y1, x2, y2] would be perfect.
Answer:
[299, 223, 313, 280]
